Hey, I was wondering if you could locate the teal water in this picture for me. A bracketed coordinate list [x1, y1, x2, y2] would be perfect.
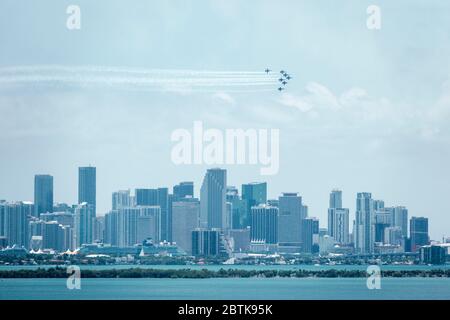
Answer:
[1, 264, 449, 271]
[1, 278, 449, 300]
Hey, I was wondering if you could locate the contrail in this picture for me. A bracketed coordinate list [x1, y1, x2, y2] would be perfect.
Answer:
[0, 65, 279, 92]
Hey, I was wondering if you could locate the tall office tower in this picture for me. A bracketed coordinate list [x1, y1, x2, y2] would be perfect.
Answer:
[104, 210, 119, 246]
[329, 189, 342, 209]
[172, 198, 200, 254]
[328, 189, 342, 238]
[200, 168, 227, 229]
[134, 188, 169, 241]
[173, 182, 194, 200]
[242, 182, 267, 227]
[137, 206, 161, 244]
[355, 193, 375, 254]
[226, 187, 247, 229]
[278, 193, 303, 252]
[373, 199, 385, 211]
[191, 229, 221, 257]
[94, 216, 105, 243]
[42, 221, 68, 252]
[135, 189, 158, 205]
[250, 205, 278, 244]
[391, 206, 408, 237]
[384, 226, 403, 246]
[374, 208, 392, 243]
[78, 166, 96, 216]
[301, 217, 319, 254]
[0, 202, 6, 237]
[410, 217, 429, 252]
[74, 202, 94, 248]
[4, 202, 31, 248]
[329, 208, 350, 244]
[112, 190, 131, 210]
[34, 174, 53, 217]
[117, 207, 140, 247]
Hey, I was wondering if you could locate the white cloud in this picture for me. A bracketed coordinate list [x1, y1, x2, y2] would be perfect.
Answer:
[212, 92, 236, 105]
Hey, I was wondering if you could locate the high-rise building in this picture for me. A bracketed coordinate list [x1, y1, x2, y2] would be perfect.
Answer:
[34, 174, 53, 217]
[135, 189, 158, 206]
[134, 188, 169, 241]
[301, 217, 319, 254]
[226, 186, 247, 230]
[329, 208, 350, 244]
[137, 206, 161, 244]
[112, 190, 131, 210]
[172, 198, 200, 254]
[78, 166, 96, 216]
[173, 182, 194, 200]
[4, 202, 32, 248]
[74, 202, 94, 248]
[384, 226, 403, 246]
[355, 193, 374, 254]
[374, 208, 392, 243]
[250, 205, 278, 244]
[391, 206, 408, 237]
[410, 217, 429, 252]
[327, 189, 349, 244]
[278, 193, 304, 252]
[200, 168, 227, 229]
[329, 189, 342, 209]
[104, 210, 119, 246]
[191, 229, 221, 256]
[242, 182, 267, 227]
[0, 202, 6, 238]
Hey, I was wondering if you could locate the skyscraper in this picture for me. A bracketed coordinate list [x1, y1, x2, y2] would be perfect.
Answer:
[329, 189, 342, 209]
[172, 198, 200, 254]
[226, 186, 247, 230]
[301, 217, 319, 254]
[242, 182, 267, 227]
[112, 190, 131, 210]
[410, 217, 429, 252]
[391, 206, 408, 238]
[74, 202, 94, 248]
[4, 202, 32, 248]
[355, 192, 374, 254]
[34, 174, 53, 217]
[173, 182, 194, 200]
[200, 168, 227, 229]
[191, 229, 221, 256]
[327, 189, 349, 244]
[278, 192, 304, 252]
[134, 188, 169, 241]
[250, 204, 278, 244]
[78, 166, 96, 216]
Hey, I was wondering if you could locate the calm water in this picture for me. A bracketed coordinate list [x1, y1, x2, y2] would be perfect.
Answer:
[1, 278, 449, 300]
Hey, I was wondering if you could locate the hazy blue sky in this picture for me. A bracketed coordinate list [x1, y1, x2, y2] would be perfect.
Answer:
[1, 0, 449, 239]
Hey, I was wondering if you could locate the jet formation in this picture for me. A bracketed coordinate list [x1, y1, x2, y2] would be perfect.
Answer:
[265, 68, 292, 92]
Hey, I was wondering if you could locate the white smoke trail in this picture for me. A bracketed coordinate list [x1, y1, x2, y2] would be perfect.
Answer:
[0, 65, 280, 92]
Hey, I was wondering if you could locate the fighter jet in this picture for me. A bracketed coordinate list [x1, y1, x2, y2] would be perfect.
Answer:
[278, 78, 284, 82]
[282, 81, 287, 85]
[278, 87, 284, 91]
[280, 70, 285, 74]
[286, 75, 292, 80]
[265, 68, 271, 74]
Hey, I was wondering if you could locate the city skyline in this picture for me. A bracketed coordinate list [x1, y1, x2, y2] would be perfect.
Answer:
[0, 165, 442, 242]
[1, 1, 450, 243]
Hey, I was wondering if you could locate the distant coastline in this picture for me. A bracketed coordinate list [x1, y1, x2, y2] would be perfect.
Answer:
[1, 267, 450, 279]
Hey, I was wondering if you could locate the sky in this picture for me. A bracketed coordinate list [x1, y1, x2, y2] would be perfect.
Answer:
[0, 0, 449, 240]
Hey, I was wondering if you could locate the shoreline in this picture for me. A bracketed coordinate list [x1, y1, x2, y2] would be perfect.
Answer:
[1, 267, 450, 279]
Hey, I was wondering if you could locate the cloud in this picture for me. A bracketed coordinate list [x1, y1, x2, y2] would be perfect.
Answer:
[212, 92, 236, 105]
